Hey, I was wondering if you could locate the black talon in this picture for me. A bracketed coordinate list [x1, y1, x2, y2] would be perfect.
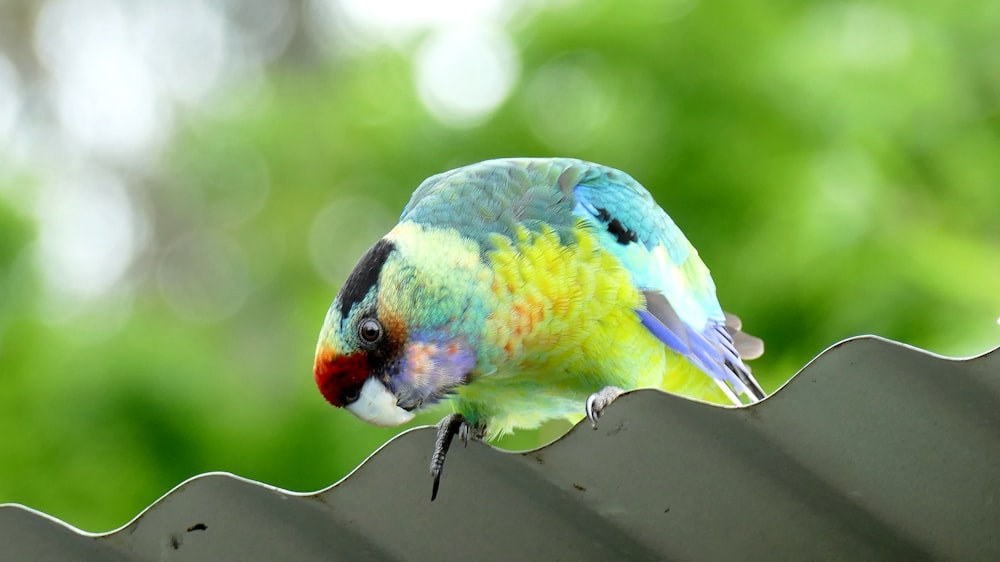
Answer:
[430, 413, 468, 501]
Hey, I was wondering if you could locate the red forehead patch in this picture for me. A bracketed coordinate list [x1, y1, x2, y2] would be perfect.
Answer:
[314, 349, 369, 408]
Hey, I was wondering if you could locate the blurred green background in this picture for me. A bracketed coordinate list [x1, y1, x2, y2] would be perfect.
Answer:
[1, 0, 998, 532]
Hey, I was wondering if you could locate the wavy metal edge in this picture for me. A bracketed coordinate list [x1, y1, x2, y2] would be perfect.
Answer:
[2, 335, 998, 539]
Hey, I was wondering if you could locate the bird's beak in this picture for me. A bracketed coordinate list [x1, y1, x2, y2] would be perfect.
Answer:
[345, 378, 416, 427]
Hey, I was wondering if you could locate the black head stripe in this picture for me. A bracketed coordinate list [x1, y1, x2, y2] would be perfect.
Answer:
[337, 239, 395, 317]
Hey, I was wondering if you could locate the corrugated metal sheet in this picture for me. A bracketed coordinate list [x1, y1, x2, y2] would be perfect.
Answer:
[3, 336, 999, 561]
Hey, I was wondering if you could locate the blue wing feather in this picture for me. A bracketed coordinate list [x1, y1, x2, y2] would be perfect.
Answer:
[569, 163, 764, 402]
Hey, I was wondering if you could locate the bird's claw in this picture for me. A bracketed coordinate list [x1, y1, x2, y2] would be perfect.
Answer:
[430, 414, 484, 501]
[458, 420, 471, 447]
[585, 386, 624, 428]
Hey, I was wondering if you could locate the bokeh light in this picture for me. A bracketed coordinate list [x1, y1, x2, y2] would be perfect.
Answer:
[157, 231, 251, 323]
[34, 168, 140, 302]
[35, 0, 171, 160]
[414, 24, 519, 127]
[0, 55, 21, 148]
[309, 195, 397, 285]
[524, 53, 615, 152]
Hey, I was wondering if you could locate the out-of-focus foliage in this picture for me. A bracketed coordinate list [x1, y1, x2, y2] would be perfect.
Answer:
[1, 0, 998, 531]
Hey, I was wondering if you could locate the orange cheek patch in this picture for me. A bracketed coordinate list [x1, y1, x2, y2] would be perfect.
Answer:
[373, 308, 409, 352]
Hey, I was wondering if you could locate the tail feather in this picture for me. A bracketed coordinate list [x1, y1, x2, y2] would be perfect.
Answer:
[724, 312, 765, 360]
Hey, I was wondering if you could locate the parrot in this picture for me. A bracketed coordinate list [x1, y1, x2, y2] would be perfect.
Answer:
[313, 158, 765, 499]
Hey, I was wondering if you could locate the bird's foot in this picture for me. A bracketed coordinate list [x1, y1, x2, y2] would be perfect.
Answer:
[430, 413, 484, 501]
[585, 386, 624, 428]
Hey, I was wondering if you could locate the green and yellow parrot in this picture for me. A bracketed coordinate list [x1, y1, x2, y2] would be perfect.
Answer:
[314, 158, 764, 498]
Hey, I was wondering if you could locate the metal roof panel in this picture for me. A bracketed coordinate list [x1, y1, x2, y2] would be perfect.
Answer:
[2, 336, 998, 561]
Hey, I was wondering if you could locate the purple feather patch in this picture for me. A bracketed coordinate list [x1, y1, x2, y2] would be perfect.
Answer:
[391, 335, 476, 410]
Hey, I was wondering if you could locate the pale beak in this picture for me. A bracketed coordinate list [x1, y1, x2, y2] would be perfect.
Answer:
[345, 377, 416, 427]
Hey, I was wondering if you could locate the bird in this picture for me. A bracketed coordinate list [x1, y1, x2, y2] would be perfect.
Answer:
[313, 158, 765, 499]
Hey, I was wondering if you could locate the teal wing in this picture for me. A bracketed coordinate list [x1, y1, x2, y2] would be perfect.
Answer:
[400, 158, 582, 245]
[565, 162, 765, 403]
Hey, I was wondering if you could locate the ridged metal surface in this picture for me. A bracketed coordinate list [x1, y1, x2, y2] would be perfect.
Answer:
[3, 336, 999, 561]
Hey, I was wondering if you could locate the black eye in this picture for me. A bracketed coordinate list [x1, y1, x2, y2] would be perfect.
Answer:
[342, 388, 361, 404]
[358, 318, 383, 344]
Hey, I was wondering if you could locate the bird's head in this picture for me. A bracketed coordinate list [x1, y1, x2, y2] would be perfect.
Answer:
[314, 223, 487, 426]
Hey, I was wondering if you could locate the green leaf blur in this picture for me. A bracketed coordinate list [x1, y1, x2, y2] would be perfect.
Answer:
[1, 0, 998, 531]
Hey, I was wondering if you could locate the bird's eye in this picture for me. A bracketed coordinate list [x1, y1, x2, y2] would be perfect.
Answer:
[342, 388, 361, 404]
[358, 318, 383, 344]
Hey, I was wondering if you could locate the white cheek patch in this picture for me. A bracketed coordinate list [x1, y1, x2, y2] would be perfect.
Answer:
[345, 378, 415, 427]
